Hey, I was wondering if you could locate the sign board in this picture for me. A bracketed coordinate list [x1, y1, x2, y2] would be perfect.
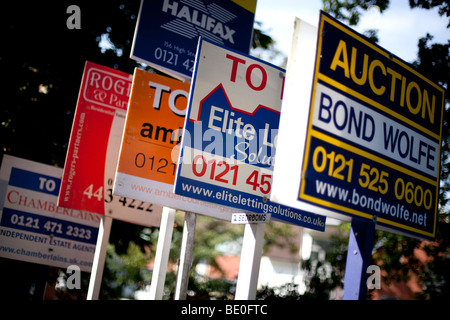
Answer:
[58, 61, 162, 227]
[271, 13, 445, 240]
[0, 155, 101, 272]
[173, 39, 326, 231]
[130, 0, 256, 80]
[114, 68, 235, 221]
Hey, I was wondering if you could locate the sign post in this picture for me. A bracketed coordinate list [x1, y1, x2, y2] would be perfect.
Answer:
[149, 207, 176, 300]
[174, 211, 196, 300]
[234, 223, 266, 300]
[87, 215, 113, 300]
[342, 218, 375, 300]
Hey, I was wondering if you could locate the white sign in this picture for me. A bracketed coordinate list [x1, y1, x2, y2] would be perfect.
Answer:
[0, 155, 101, 272]
[174, 39, 326, 231]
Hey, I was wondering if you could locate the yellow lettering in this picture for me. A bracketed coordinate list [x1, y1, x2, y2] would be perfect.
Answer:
[327, 37, 437, 127]
[422, 89, 435, 124]
[350, 47, 368, 85]
[386, 67, 402, 102]
[406, 81, 421, 115]
[368, 59, 386, 95]
[330, 40, 349, 78]
[400, 76, 407, 107]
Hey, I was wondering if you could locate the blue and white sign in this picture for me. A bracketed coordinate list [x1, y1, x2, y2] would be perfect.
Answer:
[130, 0, 256, 80]
[0, 155, 101, 271]
[173, 39, 326, 231]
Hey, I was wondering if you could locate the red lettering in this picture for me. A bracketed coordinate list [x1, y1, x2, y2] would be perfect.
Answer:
[7, 190, 19, 204]
[47, 202, 56, 212]
[226, 54, 246, 82]
[18, 195, 28, 206]
[246, 64, 267, 91]
[27, 198, 36, 208]
[56, 205, 65, 215]
[37, 199, 47, 210]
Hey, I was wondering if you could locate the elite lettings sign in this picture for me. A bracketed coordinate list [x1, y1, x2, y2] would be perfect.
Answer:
[174, 39, 326, 231]
[298, 12, 445, 240]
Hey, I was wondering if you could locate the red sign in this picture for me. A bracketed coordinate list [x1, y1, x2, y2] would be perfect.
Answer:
[58, 62, 161, 227]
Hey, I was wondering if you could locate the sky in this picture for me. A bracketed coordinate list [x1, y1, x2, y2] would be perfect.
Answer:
[253, 0, 449, 65]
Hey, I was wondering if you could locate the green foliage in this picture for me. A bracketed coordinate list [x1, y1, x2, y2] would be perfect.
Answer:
[263, 221, 299, 255]
[322, 0, 390, 26]
[257, 282, 303, 301]
[362, 29, 380, 43]
[416, 224, 450, 299]
[299, 224, 349, 299]
[187, 274, 236, 300]
[372, 231, 421, 285]
[409, 0, 450, 26]
[192, 216, 243, 270]
[252, 22, 276, 50]
[101, 242, 151, 299]
[321, 0, 388, 46]
[258, 224, 350, 300]
[1, 1, 141, 167]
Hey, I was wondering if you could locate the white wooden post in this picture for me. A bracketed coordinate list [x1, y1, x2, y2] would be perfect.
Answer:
[174, 211, 197, 300]
[235, 223, 266, 300]
[149, 207, 176, 300]
[87, 215, 113, 300]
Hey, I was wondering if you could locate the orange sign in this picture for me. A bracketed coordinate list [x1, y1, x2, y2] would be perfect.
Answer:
[114, 68, 235, 220]
[116, 69, 189, 184]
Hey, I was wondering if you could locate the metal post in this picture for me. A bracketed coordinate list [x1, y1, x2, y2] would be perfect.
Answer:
[342, 218, 375, 300]
[235, 223, 266, 300]
[87, 215, 113, 300]
[149, 207, 176, 300]
[174, 211, 196, 300]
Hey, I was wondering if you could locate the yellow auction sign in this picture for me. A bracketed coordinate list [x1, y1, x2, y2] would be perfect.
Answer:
[297, 12, 445, 240]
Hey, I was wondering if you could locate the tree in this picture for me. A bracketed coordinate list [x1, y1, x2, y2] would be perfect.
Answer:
[409, 0, 450, 26]
[323, 0, 390, 26]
